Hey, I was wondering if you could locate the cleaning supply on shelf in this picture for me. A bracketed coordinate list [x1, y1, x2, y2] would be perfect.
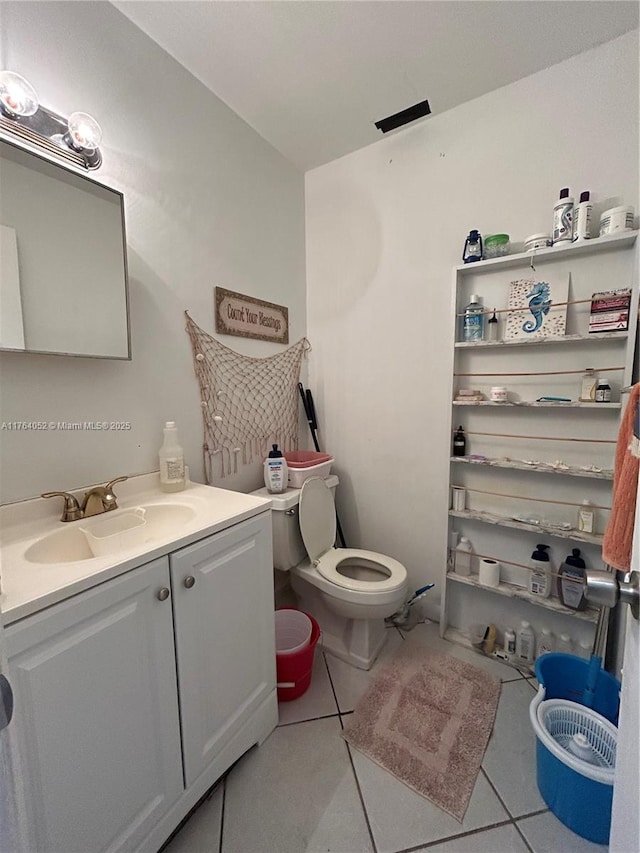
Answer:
[454, 537, 473, 576]
[462, 230, 483, 263]
[462, 294, 484, 341]
[536, 628, 556, 658]
[579, 369, 598, 402]
[528, 543, 552, 598]
[558, 548, 587, 610]
[599, 205, 635, 236]
[573, 191, 592, 241]
[595, 380, 611, 403]
[504, 626, 517, 659]
[448, 530, 459, 570]
[264, 444, 288, 494]
[578, 638, 593, 659]
[452, 425, 467, 456]
[483, 234, 510, 258]
[557, 632, 573, 654]
[516, 621, 535, 664]
[486, 309, 500, 342]
[552, 187, 574, 244]
[159, 421, 186, 493]
[577, 500, 595, 534]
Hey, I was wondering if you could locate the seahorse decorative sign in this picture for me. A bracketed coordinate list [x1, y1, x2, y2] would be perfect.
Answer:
[505, 277, 568, 340]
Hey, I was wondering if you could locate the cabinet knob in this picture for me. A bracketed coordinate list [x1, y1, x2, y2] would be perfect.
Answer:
[184, 576, 196, 589]
[157, 587, 170, 601]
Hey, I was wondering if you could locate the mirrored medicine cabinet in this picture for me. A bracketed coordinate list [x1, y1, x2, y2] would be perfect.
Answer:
[0, 138, 131, 359]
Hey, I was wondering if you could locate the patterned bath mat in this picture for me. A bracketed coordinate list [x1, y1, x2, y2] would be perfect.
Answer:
[342, 644, 501, 821]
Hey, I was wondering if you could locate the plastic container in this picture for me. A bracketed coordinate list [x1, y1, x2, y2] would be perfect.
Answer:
[159, 421, 186, 493]
[557, 633, 573, 654]
[534, 652, 620, 724]
[524, 233, 551, 252]
[486, 309, 500, 342]
[557, 548, 587, 610]
[462, 294, 484, 341]
[516, 620, 535, 664]
[283, 451, 333, 488]
[490, 386, 507, 402]
[452, 425, 466, 456]
[552, 188, 574, 244]
[595, 380, 611, 403]
[454, 537, 473, 576]
[275, 608, 321, 701]
[264, 444, 288, 494]
[80, 508, 147, 557]
[530, 696, 617, 844]
[504, 627, 516, 658]
[577, 500, 595, 534]
[536, 627, 556, 659]
[483, 234, 510, 258]
[528, 543, 552, 598]
[275, 609, 312, 654]
[579, 369, 598, 402]
[573, 191, 592, 241]
[599, 205, 634, 236]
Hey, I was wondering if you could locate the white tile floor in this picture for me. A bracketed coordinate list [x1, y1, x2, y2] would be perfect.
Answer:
[162, 622, 609, 853]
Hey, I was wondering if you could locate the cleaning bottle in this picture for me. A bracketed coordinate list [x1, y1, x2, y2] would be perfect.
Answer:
[452, 425, 467, 456]
[463, 294, 484, 341]
[264, 444, 288, 494]
[536, 627, 555, 658]
[552, 187, 574, 244]
[504, 626, 516, 659]
[528, 543, 552, 598]
[516, 621, 535, 665]
[557, 548, 587, 610]
[454, 537, 473, 576]
[159, 421, 186, 493]
[486, 309, 499, 342]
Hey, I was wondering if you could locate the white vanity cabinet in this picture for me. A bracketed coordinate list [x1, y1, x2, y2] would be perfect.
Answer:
[5, 556, 183, 853]
[4, 509, 278, 853]
[170, 512, 276, 787]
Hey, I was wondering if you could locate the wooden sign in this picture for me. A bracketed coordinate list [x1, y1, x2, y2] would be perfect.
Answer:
[215, 287, 289, 344]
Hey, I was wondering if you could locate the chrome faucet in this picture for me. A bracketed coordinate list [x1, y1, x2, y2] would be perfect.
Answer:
[42, 477, 128, 522]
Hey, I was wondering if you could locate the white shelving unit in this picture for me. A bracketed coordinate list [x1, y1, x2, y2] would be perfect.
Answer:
[441, 231, 639, 656]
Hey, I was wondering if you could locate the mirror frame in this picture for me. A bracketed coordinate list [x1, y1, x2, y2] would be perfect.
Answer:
[0, 136, 131, 360]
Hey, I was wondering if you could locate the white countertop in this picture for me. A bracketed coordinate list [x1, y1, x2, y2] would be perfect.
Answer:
[0, 473, 271, 626]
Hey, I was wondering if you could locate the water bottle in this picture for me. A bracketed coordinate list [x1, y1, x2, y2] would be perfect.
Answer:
[463, 295, 484, 342]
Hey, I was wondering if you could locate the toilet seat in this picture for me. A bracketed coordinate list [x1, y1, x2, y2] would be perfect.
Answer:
[298, 477, 406, 594]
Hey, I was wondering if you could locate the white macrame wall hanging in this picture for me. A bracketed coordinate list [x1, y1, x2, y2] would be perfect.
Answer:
[185, 311, 310, 482]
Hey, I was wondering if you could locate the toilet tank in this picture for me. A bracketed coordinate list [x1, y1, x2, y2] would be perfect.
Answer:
[251, 475, 339, 571]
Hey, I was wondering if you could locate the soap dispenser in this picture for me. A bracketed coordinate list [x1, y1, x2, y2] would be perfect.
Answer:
[264, 444, 288, 494]
[528, 543, 552, 598]
[557, 548, 587, 611]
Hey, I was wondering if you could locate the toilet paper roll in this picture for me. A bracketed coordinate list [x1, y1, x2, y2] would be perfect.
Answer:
[479, 558, 500, 588]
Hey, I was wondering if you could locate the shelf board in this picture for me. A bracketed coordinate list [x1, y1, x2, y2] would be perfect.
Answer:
[455, 331, 628, 349]
[446, 571, 599, 623]
[450, 456, 613, 480]
[449, 508, 603, 545]
[452, 400, 621, 409]
[455, 230, 638, 276]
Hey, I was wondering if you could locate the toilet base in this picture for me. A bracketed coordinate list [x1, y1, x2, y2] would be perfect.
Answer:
[290, 574, 388, 670]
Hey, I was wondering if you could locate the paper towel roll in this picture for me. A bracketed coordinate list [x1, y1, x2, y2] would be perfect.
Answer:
[479, 558, 500, 587]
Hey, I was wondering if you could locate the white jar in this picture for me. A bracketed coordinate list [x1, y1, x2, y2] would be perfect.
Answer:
[599, 206, 634, 236]
[524, 233, 551, 252]
[490, 386, 508, 402]
[557, 633, 573, 654]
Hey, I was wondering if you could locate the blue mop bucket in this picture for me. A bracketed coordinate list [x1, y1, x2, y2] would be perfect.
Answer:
[530, 654, 620, 844]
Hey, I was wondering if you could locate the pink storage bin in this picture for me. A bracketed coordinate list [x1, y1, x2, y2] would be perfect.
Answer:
[283, 451, 334, 488]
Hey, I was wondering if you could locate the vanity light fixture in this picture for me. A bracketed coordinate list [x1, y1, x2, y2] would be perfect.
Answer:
[0, 70, 103, 170]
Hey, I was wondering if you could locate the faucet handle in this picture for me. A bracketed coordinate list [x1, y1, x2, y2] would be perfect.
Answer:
[105, 476, 128, 494]
[41, 491, 83, 522]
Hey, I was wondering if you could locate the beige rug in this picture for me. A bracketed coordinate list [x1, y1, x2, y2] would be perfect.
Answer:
[342, 644, 501, 821]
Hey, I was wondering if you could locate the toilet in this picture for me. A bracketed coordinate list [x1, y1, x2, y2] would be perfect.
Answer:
[254, 475, 408, 670]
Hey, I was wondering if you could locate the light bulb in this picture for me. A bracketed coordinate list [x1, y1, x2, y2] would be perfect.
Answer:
[66, 111, 102, 150]
[0, 71, 39, 117]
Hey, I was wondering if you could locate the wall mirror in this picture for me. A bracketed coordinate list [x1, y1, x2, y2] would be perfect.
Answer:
[0, 138, 130, 359]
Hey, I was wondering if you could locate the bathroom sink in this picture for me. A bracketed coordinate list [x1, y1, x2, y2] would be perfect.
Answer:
[24, 502, 197, 564]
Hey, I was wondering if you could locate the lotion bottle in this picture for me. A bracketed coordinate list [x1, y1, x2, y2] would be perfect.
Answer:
[577, 500, 595, 534]
[264, 444, 288, 494]
[528, 543, 552, 598]
[573, 191, 592, 241]
[516, 621, 535, 665]
[552, 187, 574, 244]
[159, 421, 186, 493]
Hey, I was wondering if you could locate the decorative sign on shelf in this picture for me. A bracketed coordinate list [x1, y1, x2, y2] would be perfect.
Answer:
[215, 287, 289, 344]
[504, 276, 568, 341]
[589, 289, 632, 333]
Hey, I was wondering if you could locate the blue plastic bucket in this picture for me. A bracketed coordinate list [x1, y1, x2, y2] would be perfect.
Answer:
[531, 654, 620, 844]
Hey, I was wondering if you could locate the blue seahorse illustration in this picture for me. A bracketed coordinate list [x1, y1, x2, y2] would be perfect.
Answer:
[522, 282, 551, 333]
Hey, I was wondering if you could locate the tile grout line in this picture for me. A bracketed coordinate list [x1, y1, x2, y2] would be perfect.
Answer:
[479, 766, 516, 821]
[321, 648, 345, 717]
[218, 778, 227, 853]
[513, 819, 535, 853]
[277, 710, 343, 727]
[344, 740, 379, 853]
[393, 817, 516, 852]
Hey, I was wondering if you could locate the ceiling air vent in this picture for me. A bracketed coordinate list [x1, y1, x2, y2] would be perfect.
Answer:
[375, 99, 431, 134]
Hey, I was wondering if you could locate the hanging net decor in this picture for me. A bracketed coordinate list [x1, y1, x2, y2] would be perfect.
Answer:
[185, 311, 310, 482]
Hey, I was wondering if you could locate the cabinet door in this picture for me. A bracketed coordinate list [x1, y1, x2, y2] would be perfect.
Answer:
[171, 512, 276, 786]
[6, 557, 183, 853]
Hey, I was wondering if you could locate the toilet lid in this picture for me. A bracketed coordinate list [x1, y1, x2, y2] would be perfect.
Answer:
[298, 477, 336, 562]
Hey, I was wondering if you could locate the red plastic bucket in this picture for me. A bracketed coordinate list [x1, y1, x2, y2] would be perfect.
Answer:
[275, 608, 320, 701]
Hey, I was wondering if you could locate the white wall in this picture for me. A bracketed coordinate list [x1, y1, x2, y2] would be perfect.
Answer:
[0, 1, 306, 503]
[305, 31, 639, 613]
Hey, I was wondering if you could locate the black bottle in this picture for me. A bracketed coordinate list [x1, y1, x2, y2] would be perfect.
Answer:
[453, 426, 467, 457]
[557, 548, 587, 611]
